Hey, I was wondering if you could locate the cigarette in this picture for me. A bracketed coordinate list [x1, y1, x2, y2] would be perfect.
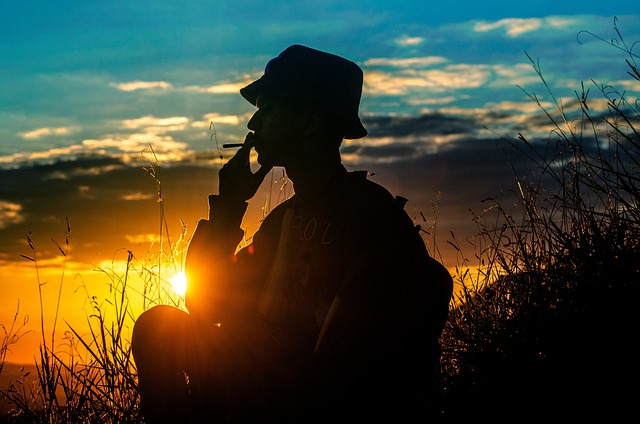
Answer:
[222, 143, 244, 148]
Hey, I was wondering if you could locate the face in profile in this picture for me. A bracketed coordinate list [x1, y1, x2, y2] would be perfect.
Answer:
[248, 95, 309, 167]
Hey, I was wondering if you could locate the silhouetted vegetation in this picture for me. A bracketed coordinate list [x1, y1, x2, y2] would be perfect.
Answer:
[0, 156, 187, 423]
[440, 19, 640, 420]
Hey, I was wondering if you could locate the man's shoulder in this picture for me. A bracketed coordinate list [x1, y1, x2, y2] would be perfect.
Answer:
[344, 170, 396, 204]
[341, 171, 414, 222]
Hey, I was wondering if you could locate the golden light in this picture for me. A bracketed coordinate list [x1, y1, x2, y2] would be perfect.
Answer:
[169, 271, 187, 296]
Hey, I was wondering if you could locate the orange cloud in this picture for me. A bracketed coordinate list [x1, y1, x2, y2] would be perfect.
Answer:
[202, 113, 243, 125]
[0, 201, 24, 229]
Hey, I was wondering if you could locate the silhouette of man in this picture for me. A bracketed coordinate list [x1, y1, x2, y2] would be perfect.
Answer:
[132, 44, 453, 422]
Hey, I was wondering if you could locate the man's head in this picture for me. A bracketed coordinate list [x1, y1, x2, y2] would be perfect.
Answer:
[240, 45, 367, 140]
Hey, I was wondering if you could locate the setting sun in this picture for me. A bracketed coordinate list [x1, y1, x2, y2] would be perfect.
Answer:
[169, 271, 187, 296]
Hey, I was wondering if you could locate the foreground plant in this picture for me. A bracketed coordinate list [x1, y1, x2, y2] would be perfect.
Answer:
[440, 18, 640, 420]
[1, 153, 187, 423]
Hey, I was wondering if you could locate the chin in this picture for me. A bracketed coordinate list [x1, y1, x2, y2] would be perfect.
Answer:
[257, 156, 274, 168]
[257, 152, 284, 167]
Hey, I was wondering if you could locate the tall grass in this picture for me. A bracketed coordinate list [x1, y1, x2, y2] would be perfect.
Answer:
[440, 19, 640, 420]
[0, 301, 32, 415]
[0, 152, 187, 423]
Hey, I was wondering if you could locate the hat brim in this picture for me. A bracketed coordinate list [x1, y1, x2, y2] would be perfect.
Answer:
[239, 79, 262, 106]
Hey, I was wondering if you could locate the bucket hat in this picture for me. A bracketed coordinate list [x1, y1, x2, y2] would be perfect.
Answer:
[240, 45, 367, 139]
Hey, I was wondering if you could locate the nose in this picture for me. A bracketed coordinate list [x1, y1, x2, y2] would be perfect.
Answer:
[247, 110, 261, 131]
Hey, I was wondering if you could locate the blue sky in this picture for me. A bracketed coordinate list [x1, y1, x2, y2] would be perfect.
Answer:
[0, 0, 639, 364]
[1, 2, 638, 164]
[0, 2, 637, 164]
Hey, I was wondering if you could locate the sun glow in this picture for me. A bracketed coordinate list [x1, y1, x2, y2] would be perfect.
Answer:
[170, 271, 187, 296]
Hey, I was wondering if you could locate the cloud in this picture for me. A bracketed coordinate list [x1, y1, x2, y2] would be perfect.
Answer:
[394, 35, 426, 47]
[473, 17, 579, 37]
[484, 100, 554, 115]
[546, 16, 582, 30]
[490, 63, 540, 87]
[82, 133, 188, 156]
[365, 65, 491, 95]
[406, 96, 458, 106]
[122, 193, 155, 201]
[340, 113, 482, 165]
[111, 81, 173, 91]
[1, 144, 90, 164]
[416, 65, 492, 89]
[433, 99, 560, 138]
[365, 71, 435, 95]
[204, 82, 250, 94]
[364, 113, 479, 139]
[124, 233, 163, 245]
[0, 157, 218, 264]
[79, 115, 192, 160]
[0, 201, 24, 229]
[121, 116, 190, 131]
[363, 60, 540, 100]
[364, 56, 448, 68]
[185, 80, 253, 94]
[474, 18, 543, 36]
[19, 126, 80, 140]
[2, 115, 200, 169]
[202, 113, 243, 126]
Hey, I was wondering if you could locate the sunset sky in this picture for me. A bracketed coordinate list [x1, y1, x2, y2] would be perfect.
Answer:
[1, 1, 639, 364]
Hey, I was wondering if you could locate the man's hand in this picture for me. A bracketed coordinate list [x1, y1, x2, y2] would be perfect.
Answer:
[218, 132, 273, 203]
